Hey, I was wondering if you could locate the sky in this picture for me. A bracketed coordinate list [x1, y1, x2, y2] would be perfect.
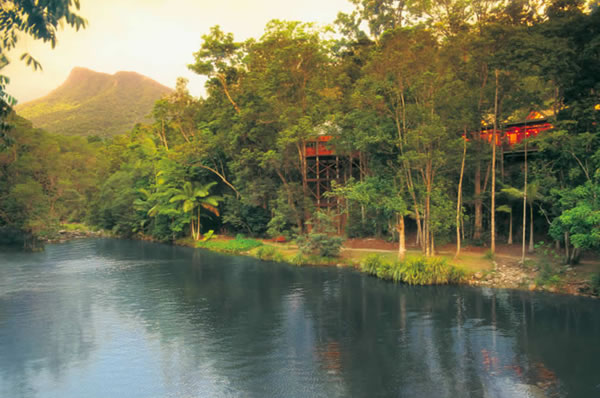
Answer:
[4, 0, 354, 104]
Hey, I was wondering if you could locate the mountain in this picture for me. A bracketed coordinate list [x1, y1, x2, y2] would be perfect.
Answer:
[15, 67, 172, 137]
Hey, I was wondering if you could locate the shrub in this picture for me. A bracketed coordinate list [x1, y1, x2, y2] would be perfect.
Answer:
[296, 211, 343, 258]
[297, 233, 343, 258]
[483, 250, 494, 260]
[255, 245, 280, 261]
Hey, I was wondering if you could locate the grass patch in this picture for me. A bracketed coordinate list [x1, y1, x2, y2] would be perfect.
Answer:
[359, 254, 465, 285]
[196, 236, 263, 254]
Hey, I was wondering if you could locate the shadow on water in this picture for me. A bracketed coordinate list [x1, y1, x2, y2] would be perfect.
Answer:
[1, 238, 599, 397]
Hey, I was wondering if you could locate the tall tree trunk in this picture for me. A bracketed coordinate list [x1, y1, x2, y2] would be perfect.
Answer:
[474, 160, 483, 240]
[455, 134, 467, 258]
[178, 126, 191, 143]
[528, 202, 534, 253]
[217, 74, 241, 114]
[507, 210, 513, 244]
[491, 69, 499, 254]
[196, 208, 201, 241]
[160, 119, 169, 150]
[474, 60, 488, 241]
[522, 141, 528, 263]
[191, 217, 196, 241]
[360, 153, 366, 224]
[397, 214, 406, 261]
[424, 193, 430, 256]
[564, 231, 570, 264]
[415, 214, 422, 247]
[571, 248, 580, 264]
[275, 168, 303, 233]
[424, 161, 432, 257]
[405, 169, 423, 249]
[298, 142, 308, 197]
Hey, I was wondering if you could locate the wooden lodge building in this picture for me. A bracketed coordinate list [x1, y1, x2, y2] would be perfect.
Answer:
[478, 110, 553, 148]
[303, 111, 554, 212]
[303, 135, 361, 210]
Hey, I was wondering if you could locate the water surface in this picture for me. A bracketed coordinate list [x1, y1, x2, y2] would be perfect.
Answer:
[0, 239, 599, 397]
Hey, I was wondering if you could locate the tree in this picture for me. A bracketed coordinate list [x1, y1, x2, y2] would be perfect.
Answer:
[151, 77, 200, 145]
[170, 181, 222, 240]
[331, 176, 409, 259]
[455, 134, 467, 257]
[0, 115, 104, 246]
[335, 0, 420, 42]
[550, 181, 600, 264]
[188, 25, 242, 114]
[499, 182, 526, 245]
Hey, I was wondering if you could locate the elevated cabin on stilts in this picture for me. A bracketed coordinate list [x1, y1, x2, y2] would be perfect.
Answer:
[302, 134, 361, 233]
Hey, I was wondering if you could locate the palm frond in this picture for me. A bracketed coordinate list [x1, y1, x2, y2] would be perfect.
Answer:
[182, 200, 195, 213]
[496, 204, 512, 213]
[201, 203, 220, 216]
[169, 194, 188, 203]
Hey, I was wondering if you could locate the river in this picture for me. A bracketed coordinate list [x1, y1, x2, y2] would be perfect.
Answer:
[0, 239, 598, 397]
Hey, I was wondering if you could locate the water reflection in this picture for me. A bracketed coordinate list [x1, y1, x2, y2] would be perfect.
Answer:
[0, 239, 599, 397]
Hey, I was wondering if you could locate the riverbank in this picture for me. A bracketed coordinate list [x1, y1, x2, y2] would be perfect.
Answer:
[174, 235, 600, 298]
[45, 223, 111, 243]
[47, 224, 599, 298]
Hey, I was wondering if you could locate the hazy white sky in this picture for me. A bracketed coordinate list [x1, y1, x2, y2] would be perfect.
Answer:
[4, 0, 354, 103]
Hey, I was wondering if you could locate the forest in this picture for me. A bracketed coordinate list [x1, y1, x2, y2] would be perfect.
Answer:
[0, 0, 599, 265]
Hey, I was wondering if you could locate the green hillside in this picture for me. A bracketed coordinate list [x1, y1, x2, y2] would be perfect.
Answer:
[15, 67, 172, 137]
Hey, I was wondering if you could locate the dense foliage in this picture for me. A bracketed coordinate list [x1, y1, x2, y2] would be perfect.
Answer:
[1, 0, 598, 265]
[0, 115, 104, 247]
